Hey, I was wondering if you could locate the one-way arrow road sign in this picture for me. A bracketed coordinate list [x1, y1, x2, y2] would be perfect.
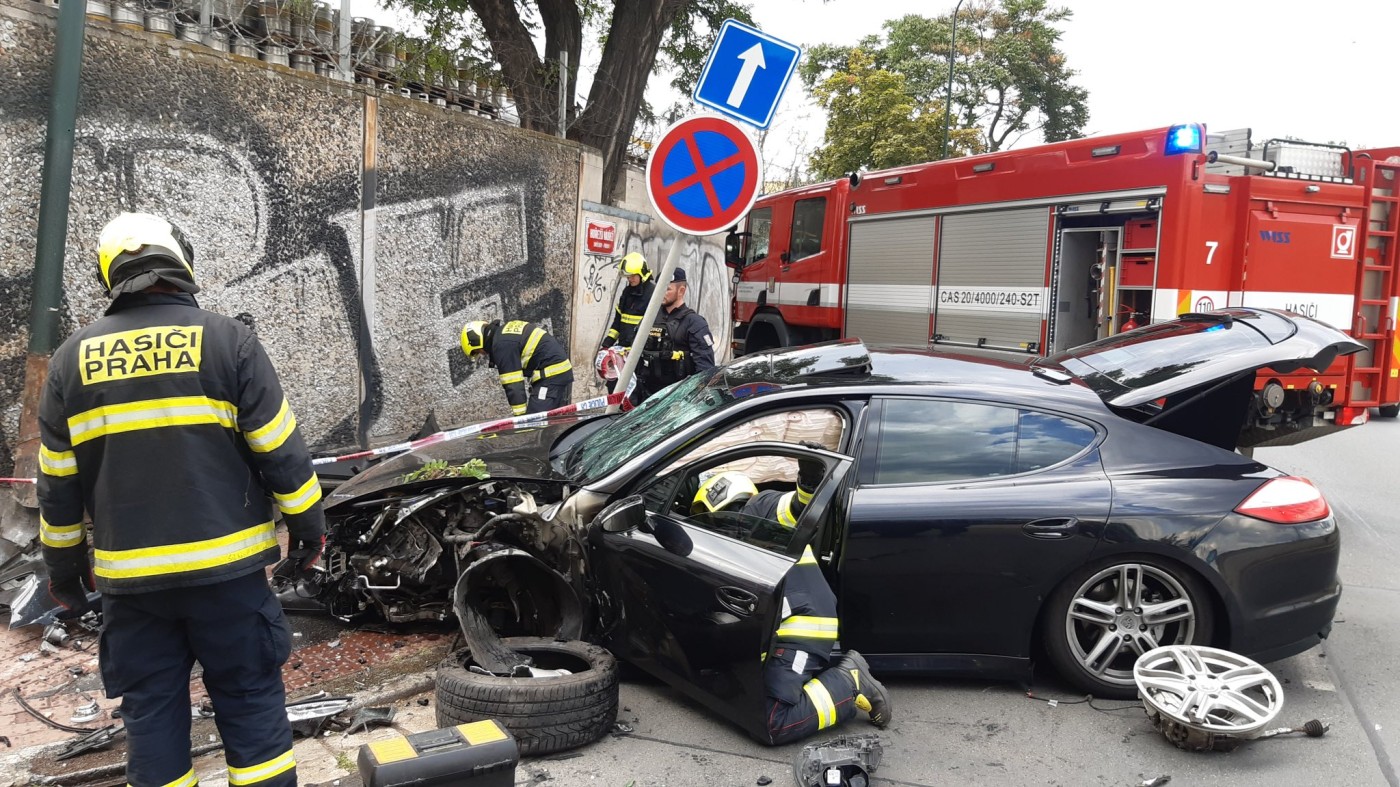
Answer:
[693, 18, 801, 129]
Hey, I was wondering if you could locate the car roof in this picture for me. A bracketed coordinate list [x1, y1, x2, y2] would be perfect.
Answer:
[728, 345, 1112, 417]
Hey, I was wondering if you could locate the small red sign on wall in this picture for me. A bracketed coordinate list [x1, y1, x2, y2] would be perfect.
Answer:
[586, 219, 617, 255]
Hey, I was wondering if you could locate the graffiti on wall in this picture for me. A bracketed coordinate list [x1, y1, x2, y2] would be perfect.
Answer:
[0, 15, 580, 474]
[581, 254, 614, 306]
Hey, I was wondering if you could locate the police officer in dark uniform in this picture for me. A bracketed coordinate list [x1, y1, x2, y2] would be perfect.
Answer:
[691, 453, 892, 744]
[462, 318, 574, 416]
[38, 212, 322, 787]
[634, 266, 716, 403]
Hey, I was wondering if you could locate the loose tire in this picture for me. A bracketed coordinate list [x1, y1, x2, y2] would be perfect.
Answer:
[434, 637, 618, 756]
[1043, 556, 1216, 699]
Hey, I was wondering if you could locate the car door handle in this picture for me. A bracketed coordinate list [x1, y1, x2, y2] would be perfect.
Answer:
[716, 586, 757, 617]
[1022, 517, 1079, 540]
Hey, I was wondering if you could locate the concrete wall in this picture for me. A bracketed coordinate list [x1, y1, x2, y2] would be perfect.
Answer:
[571, 160, 733, 398]
[0, 0, 584, 474]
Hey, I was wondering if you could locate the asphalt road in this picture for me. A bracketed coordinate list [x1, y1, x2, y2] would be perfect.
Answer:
[507, 418, 1399, 787]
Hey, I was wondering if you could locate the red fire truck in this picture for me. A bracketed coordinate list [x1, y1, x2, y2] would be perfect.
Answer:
[725, 124, 1400, 440]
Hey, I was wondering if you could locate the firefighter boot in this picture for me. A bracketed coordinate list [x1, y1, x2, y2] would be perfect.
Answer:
[835, 650, 892, 728]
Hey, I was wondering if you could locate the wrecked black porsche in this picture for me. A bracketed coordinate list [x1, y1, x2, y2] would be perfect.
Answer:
[303, 309, 1361, 755]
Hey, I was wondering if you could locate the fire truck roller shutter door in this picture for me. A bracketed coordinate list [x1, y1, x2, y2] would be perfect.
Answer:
[934, 209, 1051, 353]
[844, 216, 938, 348]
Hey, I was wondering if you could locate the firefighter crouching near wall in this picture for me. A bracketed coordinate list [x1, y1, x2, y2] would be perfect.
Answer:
[633, 266, 716, 404]
[690, 449, 893, 744]
[595, 252, 655, 392]
[38, 212, 323, 787]
[462, 319, 574, 416]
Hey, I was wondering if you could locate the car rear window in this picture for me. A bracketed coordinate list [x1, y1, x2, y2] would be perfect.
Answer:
[874, 399, 1095, 484]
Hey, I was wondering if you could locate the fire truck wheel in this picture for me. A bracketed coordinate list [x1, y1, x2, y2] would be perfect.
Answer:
[1042, 554, 1216, 700]
[434, 638, 619, 756]
[1378, 405, 1399, 419]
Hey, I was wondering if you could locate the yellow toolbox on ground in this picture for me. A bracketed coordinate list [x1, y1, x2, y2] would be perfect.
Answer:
[357, 719, 519, 787]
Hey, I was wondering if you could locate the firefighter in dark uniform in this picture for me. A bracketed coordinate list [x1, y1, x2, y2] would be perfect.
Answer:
[691, 454, 892, 745]
[597, 252, 655, 392]
[38, 212, 322, 787]
[603, 252, 655, 350]
[461, 319, 574, 416]
[634, 266, 716, 403]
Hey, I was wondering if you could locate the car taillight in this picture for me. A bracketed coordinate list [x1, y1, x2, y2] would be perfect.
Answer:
[1235, 476, 1330, 524]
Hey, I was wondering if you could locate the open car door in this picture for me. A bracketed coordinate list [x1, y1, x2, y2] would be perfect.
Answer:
[1043, 308, 1365, 450]
[587, 442, 852, 742]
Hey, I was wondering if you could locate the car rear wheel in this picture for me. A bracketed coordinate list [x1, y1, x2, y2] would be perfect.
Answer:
[1378, 404, 1399, 419]
[1044, 556, 1215, 699]
[434, 638, 619, 756]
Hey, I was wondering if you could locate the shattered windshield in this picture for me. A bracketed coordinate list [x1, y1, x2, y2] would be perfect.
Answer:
[568, 372, 733, 481]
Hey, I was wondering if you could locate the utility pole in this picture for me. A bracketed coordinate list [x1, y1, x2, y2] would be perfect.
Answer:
[11, 0, 87, 514]
[337, 0, 352, 81]
[557, 50, 568, 138]
[941, 0, 966, 160]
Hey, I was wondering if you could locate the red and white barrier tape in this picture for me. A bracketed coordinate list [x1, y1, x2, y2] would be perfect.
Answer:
[310, 391, 625, 467]
[0, 395, 624, 480]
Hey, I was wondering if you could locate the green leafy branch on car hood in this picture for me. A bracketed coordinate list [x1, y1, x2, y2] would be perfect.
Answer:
[399, 458, 490, 483]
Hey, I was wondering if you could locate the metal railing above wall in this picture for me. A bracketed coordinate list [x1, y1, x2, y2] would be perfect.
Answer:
[42, 0, 519, 122]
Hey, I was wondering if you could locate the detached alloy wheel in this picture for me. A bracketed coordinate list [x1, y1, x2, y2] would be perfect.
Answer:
[1045, 557, 1215, 699]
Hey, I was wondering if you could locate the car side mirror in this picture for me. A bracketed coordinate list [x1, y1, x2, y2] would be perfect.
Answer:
[598, 495, 648, 534]
[725, 231, 751, 269]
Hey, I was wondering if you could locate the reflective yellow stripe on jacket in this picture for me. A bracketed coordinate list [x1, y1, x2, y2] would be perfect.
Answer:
[39, 444, 77, 477]
[499, 370, 525, 385]
[244, 397, 297, 453]
[228, 748, 296, 785]
[618, 311, 643, 325]
[777, 491, 799, 528]
[530, 360, 573, 383]
[273, 474, 322, 516]
[520, 328, 545, 368]
[67, 396, 237, 446]
[94, 521, 276, 580]
[39, 514, 85, 549]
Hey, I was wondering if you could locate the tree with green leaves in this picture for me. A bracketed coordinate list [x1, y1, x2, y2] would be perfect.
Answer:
[801, 0, 1089, 175]
[386, 0, 754, 202]
[807, 49, 983, 180]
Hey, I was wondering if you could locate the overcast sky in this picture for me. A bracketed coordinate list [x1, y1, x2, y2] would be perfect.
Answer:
[347, 0, 1398, 173]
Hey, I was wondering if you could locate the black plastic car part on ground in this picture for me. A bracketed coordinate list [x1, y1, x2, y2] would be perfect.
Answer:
[313, 308, 1360, 728]
[435, 638, 619, 756]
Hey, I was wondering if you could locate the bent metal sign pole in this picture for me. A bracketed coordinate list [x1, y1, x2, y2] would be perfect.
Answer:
[608, 114, 764, 412]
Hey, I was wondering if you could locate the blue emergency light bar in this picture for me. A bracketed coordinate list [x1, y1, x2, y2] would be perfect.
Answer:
[1165, 124, 1204, 155]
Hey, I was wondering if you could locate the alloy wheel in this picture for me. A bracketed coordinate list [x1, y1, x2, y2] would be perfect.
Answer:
[1063, 562, 1197, 689]
[1134, 645, 1283, 736]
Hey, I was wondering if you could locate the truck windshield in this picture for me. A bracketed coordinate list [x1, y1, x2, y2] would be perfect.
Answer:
[566, 372, 733, 480]
[747, 206, 772, 264]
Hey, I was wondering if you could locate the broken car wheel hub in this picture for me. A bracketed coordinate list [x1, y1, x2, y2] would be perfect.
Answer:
[1134, 645, 1283, 751]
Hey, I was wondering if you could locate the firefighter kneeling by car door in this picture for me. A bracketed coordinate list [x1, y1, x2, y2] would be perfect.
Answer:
[631, 266, 716, 404]
[691, 448, 892, 743]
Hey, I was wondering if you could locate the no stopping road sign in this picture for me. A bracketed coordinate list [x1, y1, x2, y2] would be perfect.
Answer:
[645, 114, 763, 236]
